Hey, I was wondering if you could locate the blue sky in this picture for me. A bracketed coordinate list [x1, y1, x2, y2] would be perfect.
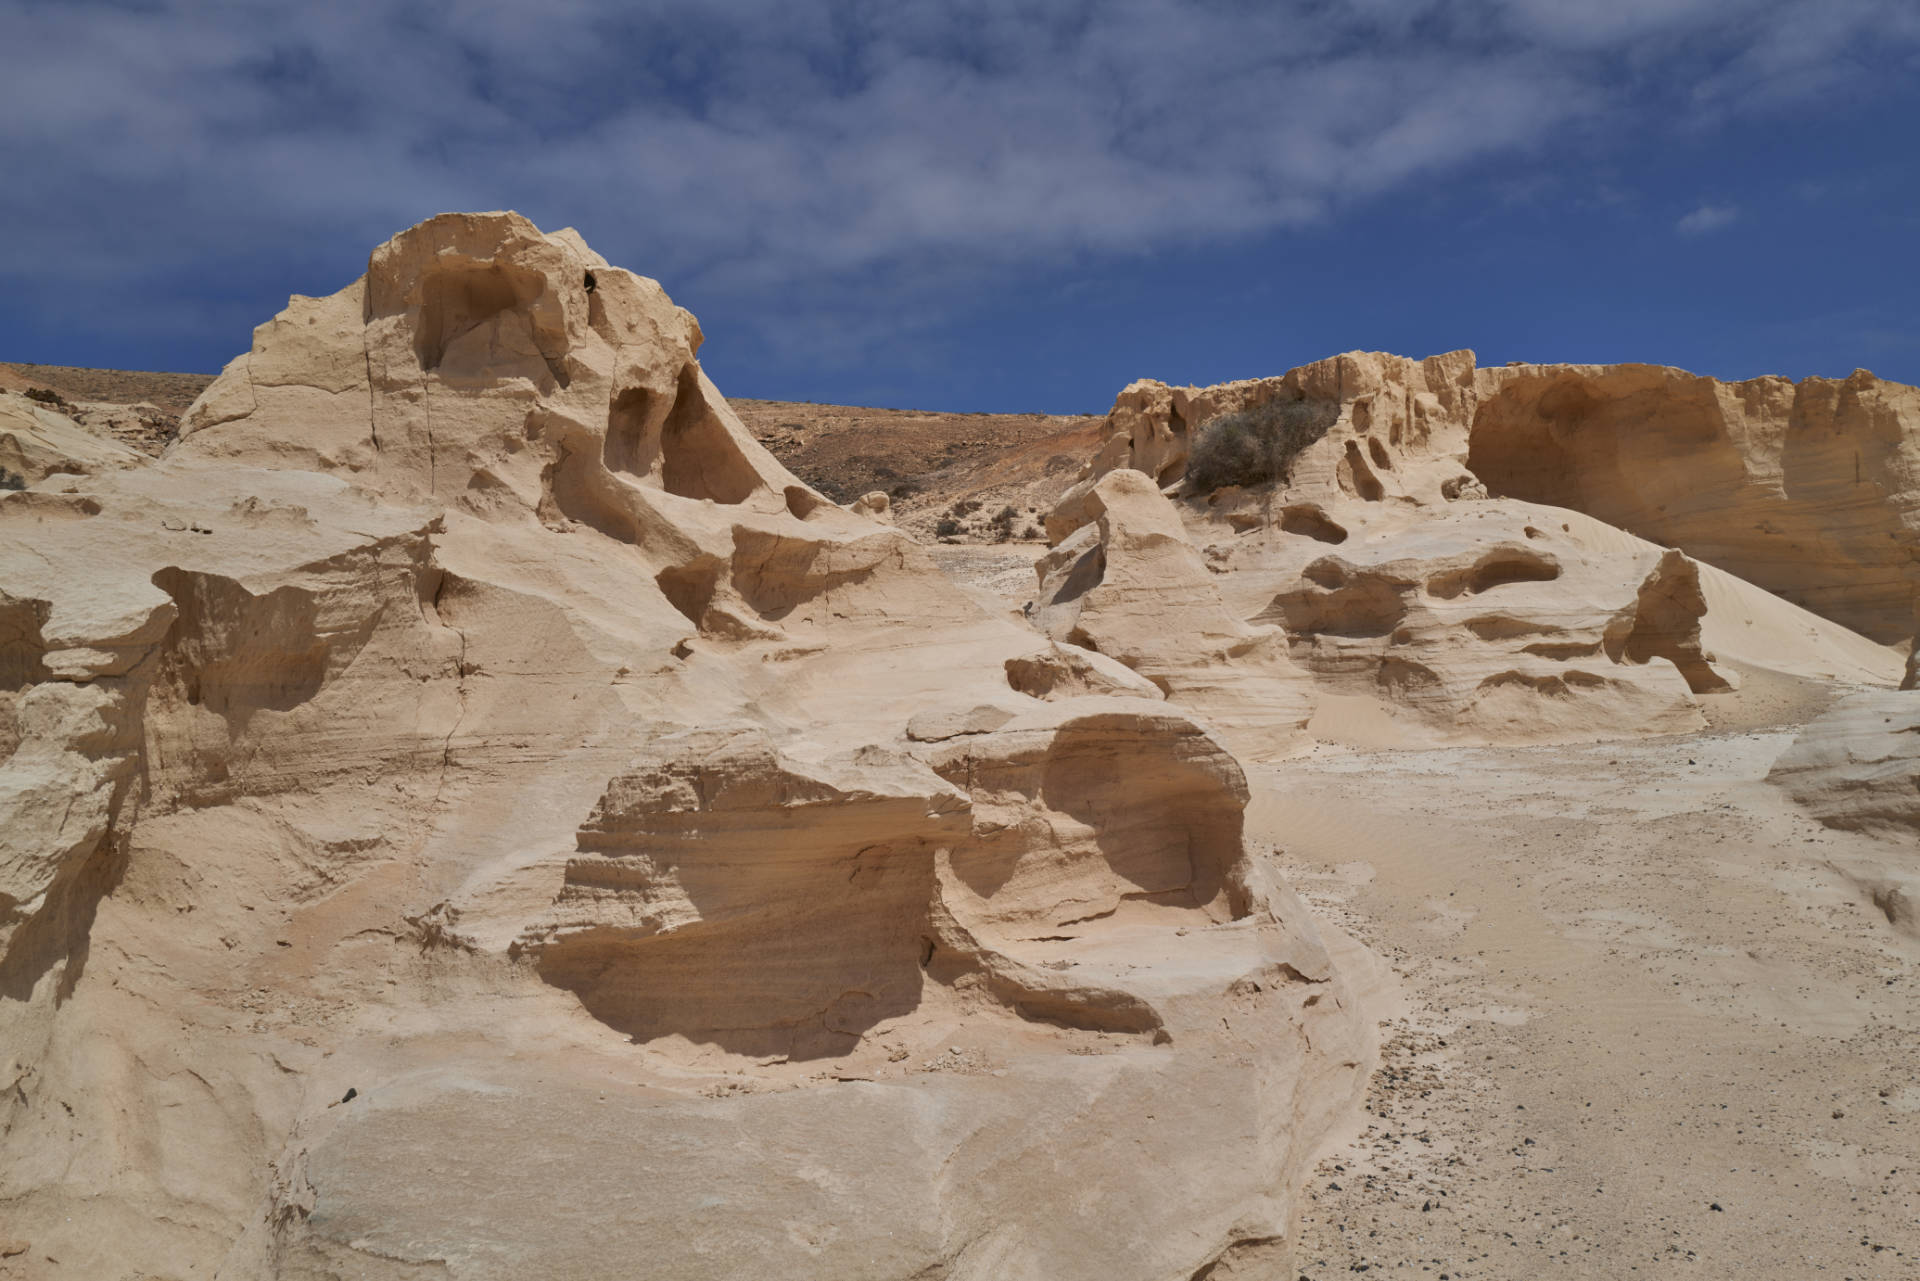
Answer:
[3, 0, 1917, 412]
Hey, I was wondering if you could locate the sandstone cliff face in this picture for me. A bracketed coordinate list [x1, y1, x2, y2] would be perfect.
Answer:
[1470, 363, 1920, 646]
[0, 214, 1368, 1279]
[1039, 350, 1910, 745]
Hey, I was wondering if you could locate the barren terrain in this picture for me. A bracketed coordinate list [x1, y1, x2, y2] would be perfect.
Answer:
[2, 214, 1915, 1280]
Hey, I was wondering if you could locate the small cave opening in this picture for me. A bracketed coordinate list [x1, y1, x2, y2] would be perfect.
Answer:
[1426, 548, 1561, 599]
[1265, 565, 1408, 639]
[655, 558, 723, 629]
[785, 486, 827, 520]
[660, 366, 762, 504]
[1465, 380, 1589, 508]
[1279, 505, 1348, 544]
[150, 568, 336, 724]
[604, 385, 663, 478]
[1340, 439, 1386, 501]
[413, 264, 526, 371]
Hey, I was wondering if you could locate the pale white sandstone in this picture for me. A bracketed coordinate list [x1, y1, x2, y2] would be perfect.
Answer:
[0, 391, 144, 486]
[1770, 690, 1920, 840]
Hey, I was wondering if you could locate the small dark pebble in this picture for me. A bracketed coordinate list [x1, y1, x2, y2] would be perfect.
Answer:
[341, 1087, 358, 1104]
[1710, 1203, 1723, 1212]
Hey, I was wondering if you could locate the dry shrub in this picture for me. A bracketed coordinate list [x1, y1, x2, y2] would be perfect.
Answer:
[1184, 398, 1339, 492]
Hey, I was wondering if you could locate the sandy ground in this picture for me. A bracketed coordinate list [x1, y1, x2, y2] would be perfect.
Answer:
[1257, 718, 1918, 1280]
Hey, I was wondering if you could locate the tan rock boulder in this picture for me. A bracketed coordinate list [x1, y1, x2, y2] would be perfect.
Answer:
[851, 489, 894, 522]
[1033, 468, 1313, 753]
[1769, 691, 1920, 839]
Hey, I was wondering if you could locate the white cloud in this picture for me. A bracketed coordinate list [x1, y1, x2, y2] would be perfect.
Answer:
[1676, 203, 1741, 234]
[0, 0, 1913, 361]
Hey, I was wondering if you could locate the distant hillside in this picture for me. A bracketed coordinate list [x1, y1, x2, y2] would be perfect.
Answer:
[731, 398, 1104, 541]
[0, 362, 215, 416]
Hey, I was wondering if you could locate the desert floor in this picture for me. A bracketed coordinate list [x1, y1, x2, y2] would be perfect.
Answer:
[1263, 701, 1918, 1280]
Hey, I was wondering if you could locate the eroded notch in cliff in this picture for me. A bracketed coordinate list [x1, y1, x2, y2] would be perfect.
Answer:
[660, 366, 762, 504]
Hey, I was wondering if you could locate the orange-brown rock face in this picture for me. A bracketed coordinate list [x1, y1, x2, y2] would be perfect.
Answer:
[0, 215, 1368, 1280]
[1469, 363, 1920, 645]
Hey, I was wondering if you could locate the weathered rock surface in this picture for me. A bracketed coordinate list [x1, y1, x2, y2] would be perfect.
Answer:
[0, 214, 1368, 1280]
[1471, 363, 1920, 645]
[1041, 350, 1909, 745]
[1054, 351, 1920, 649]
[1003, 638, 1166, 702]
[1034, 469, 1313, 753]
[1769, 691, 1920, 839]
[1768, 690, 1920, 941]
[0, 390, 145, 487]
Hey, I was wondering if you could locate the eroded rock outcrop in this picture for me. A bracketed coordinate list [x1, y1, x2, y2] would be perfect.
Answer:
[1043, 350, 1911, 744]
[0, 390, 144, 488]
[0, 214, 1367, 1281]
[1034, 469, 1313, 753]
[1248, 527, 1731, 738]
[1471, 363, 1920, 644]
[1768, 690, 1920, 941]
[1055, 351, 1920, 654]
[1769, 692, 1920, 839]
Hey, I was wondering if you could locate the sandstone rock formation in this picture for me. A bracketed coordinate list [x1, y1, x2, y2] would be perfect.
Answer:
[0, 390, 144, 487]
[1033, 469, 1312, 753]
[1039, 350, 1910, 745]
[0, 214, 1369, 1279]
[1470, 363, 1920, 645]
[1769, 691, 1920, 839]
[1055, 351, 1920, 646]
[1768, 689, 1920, 942]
